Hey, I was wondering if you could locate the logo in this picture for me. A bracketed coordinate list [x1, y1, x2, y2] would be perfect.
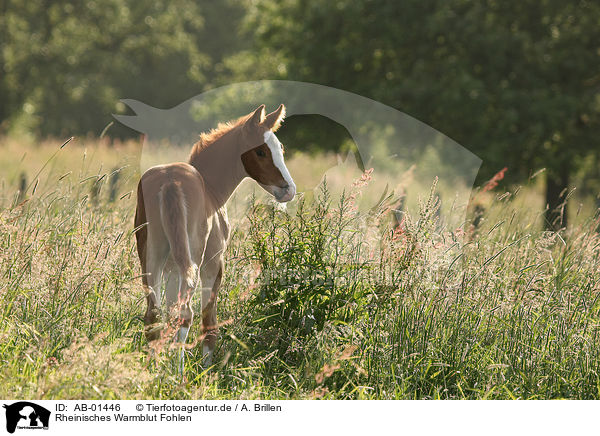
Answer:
[2, 402, 50, 434]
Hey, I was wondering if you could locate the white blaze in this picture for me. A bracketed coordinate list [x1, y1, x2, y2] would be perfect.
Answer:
[264, 131, 295, 190]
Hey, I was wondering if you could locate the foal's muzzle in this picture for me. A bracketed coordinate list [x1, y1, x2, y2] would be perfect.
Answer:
[274, 183, 296, 203]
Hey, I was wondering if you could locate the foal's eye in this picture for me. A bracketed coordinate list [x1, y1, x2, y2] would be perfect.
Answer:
[256, 149, 266, 157]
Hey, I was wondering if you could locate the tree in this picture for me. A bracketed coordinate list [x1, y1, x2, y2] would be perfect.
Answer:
[0, 0, 247, 137]
[236, 0, 600, 229]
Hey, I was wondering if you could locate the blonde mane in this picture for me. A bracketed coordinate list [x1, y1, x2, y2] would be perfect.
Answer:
[188, 113, 251, 162]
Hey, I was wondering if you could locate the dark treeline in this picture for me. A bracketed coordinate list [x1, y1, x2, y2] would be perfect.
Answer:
[1, 0, 599, 228]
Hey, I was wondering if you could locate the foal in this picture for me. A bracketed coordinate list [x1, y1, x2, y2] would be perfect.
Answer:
[134, 104, 295, 367]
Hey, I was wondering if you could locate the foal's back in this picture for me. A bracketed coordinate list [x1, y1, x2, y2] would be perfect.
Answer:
[137, 162, 210, 244]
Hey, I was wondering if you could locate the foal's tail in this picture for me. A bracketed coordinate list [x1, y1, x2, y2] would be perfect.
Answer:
[158, 183, 197, 290]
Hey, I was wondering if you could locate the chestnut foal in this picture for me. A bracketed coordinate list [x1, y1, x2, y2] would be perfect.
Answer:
[134, 104, 295, 369]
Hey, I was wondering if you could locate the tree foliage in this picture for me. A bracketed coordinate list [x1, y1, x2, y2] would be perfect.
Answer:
[0, 0, 246, 137]
[238, 0, 600, 226]
[1, 0, 599, 225]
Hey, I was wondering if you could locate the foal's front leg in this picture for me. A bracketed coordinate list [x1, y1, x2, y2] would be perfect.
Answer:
[200, 259, 223, 366]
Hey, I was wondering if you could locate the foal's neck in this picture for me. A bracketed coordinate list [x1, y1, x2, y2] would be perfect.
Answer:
[188, 130, 246, 210]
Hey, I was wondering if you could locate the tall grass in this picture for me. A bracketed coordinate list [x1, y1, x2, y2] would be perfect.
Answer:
[1, 136, 600, 399]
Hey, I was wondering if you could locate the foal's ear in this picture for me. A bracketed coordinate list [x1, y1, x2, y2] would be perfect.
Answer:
[263, 104, 286, 132]
[248, 104, 266, 127]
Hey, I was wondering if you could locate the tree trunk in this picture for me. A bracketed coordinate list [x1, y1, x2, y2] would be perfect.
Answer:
[545, 165, 570, 231]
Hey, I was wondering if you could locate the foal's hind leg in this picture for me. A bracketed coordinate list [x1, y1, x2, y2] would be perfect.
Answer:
[143, 243, 168, 343]
[164, 264, 198, 340]
[165, 259, 199, 373]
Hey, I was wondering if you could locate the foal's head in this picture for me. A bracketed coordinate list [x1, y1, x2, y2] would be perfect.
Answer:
[241, 104, 296, 203]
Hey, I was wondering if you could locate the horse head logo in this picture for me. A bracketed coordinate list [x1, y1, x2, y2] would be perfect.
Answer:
[3, 402, 50, 434]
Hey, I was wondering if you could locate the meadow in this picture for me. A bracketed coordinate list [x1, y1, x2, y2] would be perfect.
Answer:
[1, 136, 600, 399]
